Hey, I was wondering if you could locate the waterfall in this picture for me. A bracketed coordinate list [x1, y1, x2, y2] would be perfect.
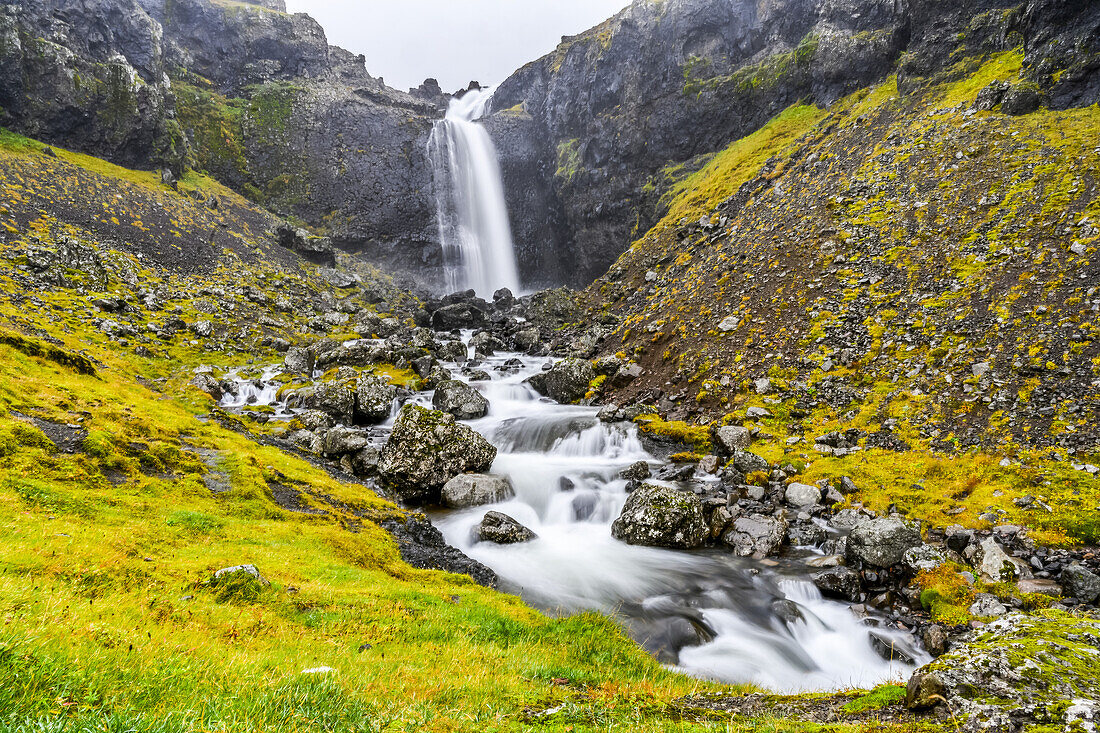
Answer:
[428, 88, 521, 297]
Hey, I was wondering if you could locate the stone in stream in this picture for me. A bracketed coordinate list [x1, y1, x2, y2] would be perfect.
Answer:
[721, 514, 788, 558]
[431, 302, 487, 331]
[846, 518, 923, 568]
[436, 340, 469, 363]
[378, 405, 497, 503]
[441, 474, 515, 509]
[611, 484, 707, 549]
[811, 566, 861, 602]
[526, 358, 596, 404]
[302, 382, 356, 424]
[478, 511, 537, 544]
[354, 374, 397, 424]
[433, 379, 489, 420]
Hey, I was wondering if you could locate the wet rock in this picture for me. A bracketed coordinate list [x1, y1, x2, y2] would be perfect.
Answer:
[812, 566, 861, 602]
[619, 461, 651, 481]
[611, 484, 707, 549]
[513, 328, 542, 354]
[721, 514, 788, 558]
[354, 374, 397, 424]
[441, 474, 515, 509]
[470, 331, 505, 357]
[771, 599, 804, 624]
[432, 303, 487, 331]
[433, 379, 489, 420]
[526, 358, 596, 404]
[906, 612, 1100, 732]
[784, 482, 821, 508]
[713, 425, 751, 453]
[787, 521, 826, 547]
[921, 625, 947, 657]
[437, 340, 469, 363]
[378, 405, 497, 503]
[846, 518, 923, 568]
[478, 511, 537, 544]
[1060, 563, 1100, 603]
[381, 514, 496, 588]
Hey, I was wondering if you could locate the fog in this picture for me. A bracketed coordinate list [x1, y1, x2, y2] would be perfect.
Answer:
[283, 0, 633, 92]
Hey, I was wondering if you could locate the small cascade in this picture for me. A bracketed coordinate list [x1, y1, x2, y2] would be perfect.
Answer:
[427, 88, 521, 297]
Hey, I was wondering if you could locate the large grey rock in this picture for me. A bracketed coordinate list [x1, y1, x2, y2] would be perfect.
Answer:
[972, 536, 1024, 583]
[526, 358, 595, 404]
[812, 566, 861, 602]
[477, 511, 537, 544]
[721, 514, 788, 558]
[353, 374, 396, 424]
[431, 303, 487, 331]
[729, 449, 770, 475]
[611, 484, 706, 549]
[1061, 563, 1100, 603]
[302, 382, 355, 424]
[713, 425, 751, 453]
[846, 518, 922, 568]
[784, 482, 821, 508]
[441, 474, 515, 509]
[378, 405, 497, 503]
[432, 380, 489, 420]
[321, 426, 370, 457]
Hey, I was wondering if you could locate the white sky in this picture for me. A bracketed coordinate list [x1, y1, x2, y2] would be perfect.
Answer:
[284, 0, 633, 92]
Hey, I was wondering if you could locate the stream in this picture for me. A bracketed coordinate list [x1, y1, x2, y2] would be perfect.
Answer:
[221, 335, 928, 693]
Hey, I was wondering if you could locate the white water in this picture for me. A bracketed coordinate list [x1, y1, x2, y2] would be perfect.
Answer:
[428, 341, 927, 692]
[217, 338, 928, 692]
[428, 89, 521, 297]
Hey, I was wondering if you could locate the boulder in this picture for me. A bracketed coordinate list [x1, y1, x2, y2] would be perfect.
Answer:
[619, 461, 651, 481]
[1060, 563, 1100, 603]
[513, 328, 542, 354]
[321, 426, 371, 457]
[478, 511, 537, 544]
[903, 545, 946, 574]
[526, 359, 596, 404]
[441, 474, 515, 509]
[906, 612, 1100, 733]
[784, 482, 821, 508]
[303, 383, 355, 424]
[214, 564, 269, 586]
[283, 346, 314, 375]
[721, 514, 788, 557]
[812, 566, 861, 602]
[729, 449, 770, 475]
[611, 484, 707, 549]
[378, 405, 497, 503]
[354, 374, 397, 423]
[431, 303, 488, 330]
[437, 340, 469, 363]
[846, 518, 923, 568]
[713, 425, 751, 453]
[433, 379, 489, 419]
[972, 536, 1024, 583]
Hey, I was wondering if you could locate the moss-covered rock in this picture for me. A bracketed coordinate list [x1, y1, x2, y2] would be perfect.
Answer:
[611, 483, 707, 549]
[906, 611, 1100, 731]
[378, 405, 497, 504]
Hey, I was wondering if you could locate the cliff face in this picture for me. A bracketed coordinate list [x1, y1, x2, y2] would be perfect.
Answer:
[489, 0, 1100, 286]
[0, 0, 447, 281]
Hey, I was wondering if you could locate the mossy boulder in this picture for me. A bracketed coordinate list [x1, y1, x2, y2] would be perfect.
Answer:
[527, 358, 596, 404]
[432, 379, 489, 420]
[906, 611, 1100, 731]
[378, 405, 497, 503]
[354, 374, 397, 424]
[611, 483, 706, 549]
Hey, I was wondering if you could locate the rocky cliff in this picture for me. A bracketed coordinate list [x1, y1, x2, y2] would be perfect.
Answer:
[489, 0, 1100, 286]
[0, 0, 448, 280]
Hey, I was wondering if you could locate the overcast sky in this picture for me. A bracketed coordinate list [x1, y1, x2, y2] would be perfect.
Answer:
[284, 0, 633, 92]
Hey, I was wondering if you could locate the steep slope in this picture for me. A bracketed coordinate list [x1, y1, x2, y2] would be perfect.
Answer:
[489, 0, 1100, 286]
[0, 0, 447, 281]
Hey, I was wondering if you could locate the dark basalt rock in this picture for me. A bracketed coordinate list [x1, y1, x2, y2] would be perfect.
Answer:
[381, 513, 497, 587]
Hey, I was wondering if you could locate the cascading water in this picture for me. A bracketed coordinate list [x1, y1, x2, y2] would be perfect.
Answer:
[428, 89, 521, 297]
[219, 336, 929, 692]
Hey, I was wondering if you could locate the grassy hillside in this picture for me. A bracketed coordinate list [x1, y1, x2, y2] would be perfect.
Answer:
[588, 50, 1100, 547]
[0, 127, 936, 732]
